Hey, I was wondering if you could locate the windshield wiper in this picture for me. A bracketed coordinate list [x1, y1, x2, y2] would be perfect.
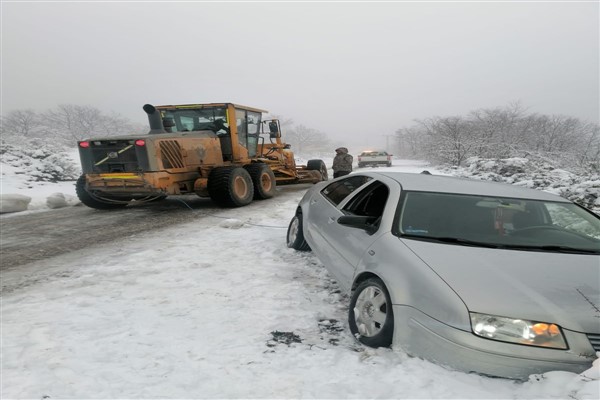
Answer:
[499, 244, 600, 255]
[404, 235, 600, 254]
[402, 235, 501, 249]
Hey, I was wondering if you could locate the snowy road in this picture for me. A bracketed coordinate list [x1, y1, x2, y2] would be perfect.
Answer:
[0, 186, 311, 272]
[0, 197, 209, 271]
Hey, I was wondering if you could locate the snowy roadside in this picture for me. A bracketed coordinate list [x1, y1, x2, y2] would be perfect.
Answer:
[3, 187, 597, 399]
[0, 146, 80, 214]
[1, 159, 598, 399]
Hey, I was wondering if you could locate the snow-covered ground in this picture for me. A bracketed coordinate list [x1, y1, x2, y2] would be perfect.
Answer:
[1, 157, 599, 399]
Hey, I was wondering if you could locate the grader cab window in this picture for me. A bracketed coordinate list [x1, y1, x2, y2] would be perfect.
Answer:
[161, 108, 229, 133]
[234, 109, 261, 158]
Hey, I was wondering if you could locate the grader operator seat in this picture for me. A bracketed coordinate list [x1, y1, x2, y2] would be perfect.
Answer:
[219, 134, 233, 161]
[162, 117, 175, 133]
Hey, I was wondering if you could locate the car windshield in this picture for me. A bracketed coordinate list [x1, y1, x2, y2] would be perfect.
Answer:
[398, 191, 600, 254]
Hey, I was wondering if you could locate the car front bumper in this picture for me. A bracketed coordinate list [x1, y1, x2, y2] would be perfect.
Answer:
[392, 305, 597, 380]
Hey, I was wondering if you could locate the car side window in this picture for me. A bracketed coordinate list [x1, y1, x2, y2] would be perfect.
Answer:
[342, 181, 390, 231]
[321, 176, 372, 206]
[343, 181, 389, 216]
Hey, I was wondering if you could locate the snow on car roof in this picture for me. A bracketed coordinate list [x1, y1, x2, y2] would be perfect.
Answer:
[372, 171, 569, 202]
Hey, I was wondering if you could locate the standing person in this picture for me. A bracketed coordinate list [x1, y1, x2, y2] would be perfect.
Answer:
[332, 147, 353, 178]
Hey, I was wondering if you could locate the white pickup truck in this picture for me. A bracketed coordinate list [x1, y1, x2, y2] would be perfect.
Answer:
[357, 150, 393, 168]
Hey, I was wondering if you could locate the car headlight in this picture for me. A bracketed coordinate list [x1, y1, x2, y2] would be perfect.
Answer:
[470, 312, 567, 349]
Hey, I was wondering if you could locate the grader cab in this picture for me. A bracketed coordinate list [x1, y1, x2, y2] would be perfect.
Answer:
[76, 102, 328, 209]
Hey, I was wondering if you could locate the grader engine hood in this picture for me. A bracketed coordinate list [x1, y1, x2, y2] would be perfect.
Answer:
[78, 132, 223, 174]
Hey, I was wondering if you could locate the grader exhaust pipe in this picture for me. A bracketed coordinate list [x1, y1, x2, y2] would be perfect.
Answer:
[143, 104, 166, 134]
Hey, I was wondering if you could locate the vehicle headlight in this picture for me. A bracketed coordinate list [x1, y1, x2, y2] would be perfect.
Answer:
[470, 312, 567, 349]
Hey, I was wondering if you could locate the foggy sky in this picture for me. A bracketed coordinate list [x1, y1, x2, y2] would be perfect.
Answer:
[2, 1, 599, 150]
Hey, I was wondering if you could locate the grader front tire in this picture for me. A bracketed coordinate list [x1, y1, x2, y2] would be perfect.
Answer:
[307, 159, 328, 181]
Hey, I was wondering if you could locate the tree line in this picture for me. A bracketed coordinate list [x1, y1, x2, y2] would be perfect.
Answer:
[1, 105, 333, 155]
[0, 105, 144, 147]
[394, 103, 600, 170]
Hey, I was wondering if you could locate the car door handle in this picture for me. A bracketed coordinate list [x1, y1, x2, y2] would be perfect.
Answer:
[310, 199, 318, 204]
[368, 250, 375, 256]
[328, 217, 336, 224]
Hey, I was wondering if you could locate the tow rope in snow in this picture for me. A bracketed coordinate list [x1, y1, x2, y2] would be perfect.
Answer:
[174, 197, 288, 229]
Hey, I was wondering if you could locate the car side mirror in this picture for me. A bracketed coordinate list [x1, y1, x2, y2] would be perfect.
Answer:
[337, 215, 379, 235]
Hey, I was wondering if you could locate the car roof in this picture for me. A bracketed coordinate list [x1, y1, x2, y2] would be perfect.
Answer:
[365, 171, 570, 202]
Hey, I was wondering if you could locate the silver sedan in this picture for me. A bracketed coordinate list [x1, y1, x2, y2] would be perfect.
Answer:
[286, 171, 600, 380]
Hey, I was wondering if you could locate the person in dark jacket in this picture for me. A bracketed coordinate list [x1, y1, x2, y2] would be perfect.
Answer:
[332, 147, 353, 178]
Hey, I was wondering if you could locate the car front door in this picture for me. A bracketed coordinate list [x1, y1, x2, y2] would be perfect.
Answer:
[306, 176, 393, 291]
[305, 176, 372, 289]
[325, 181, 392, 289]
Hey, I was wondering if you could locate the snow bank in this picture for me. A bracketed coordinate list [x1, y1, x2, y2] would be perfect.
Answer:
[0, 194, 31, 213]
[442, 157, 600, 213]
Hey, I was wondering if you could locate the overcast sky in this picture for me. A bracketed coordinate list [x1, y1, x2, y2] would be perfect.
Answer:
[2, 1, 599, 149]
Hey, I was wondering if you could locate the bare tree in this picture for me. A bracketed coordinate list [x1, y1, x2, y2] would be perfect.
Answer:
[395, 126, 426, 158]
[419, 116, 475, 166]
[40, 104, 135, 144]
[284, 124, 330, 154]
[468, 102, 528, 158]
[1, 109, 41, 137]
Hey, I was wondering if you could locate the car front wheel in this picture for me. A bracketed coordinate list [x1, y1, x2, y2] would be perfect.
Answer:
[286, 214, 311, 251]
[349, 277, 394, 348]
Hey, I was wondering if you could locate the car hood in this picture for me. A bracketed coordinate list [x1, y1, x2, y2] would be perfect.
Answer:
[401, 239, 600, 333]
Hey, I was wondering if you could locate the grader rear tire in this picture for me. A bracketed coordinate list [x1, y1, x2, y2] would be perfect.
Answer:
[75, 175, 128, 210]
[208, 167, 254, 207]
[244, 163, 276, 200]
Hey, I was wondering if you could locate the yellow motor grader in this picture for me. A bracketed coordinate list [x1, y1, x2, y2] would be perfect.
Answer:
[76, 103, 328, 209]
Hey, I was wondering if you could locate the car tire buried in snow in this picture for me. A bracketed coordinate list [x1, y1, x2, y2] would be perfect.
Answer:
[208, 166, 254, 207]
[286, 214, 311, 251]
[244, 163, 276, 200]
[75, 175, 128, 210]
[306, 159, 329, 181]
[349, 277, 394, 348]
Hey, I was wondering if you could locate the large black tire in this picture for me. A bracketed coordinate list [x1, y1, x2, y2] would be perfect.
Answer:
[349, 277, 394, 348]
[307, 159, 328, 181]
[244, 163, 276, 200]
[286, 214, 311, 251]
[75, 175, 128, 210]
[207, 167, 254, 207]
